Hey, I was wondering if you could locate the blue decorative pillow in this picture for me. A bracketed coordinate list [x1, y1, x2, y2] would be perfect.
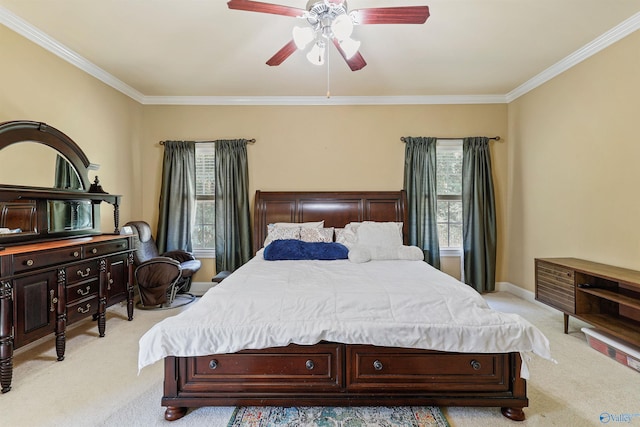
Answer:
[263, 239, 349, 261]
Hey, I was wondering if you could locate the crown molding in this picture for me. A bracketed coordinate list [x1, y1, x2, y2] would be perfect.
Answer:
[0, 5, 146, 103]
[2, 5, 639, 106]
[139, 94, 507, 106]
[506, 11, 640, 103]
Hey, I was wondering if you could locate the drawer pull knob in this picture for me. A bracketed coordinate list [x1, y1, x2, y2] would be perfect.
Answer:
[373, 360, 384, 371]
[77, 268, 91, 278]
[305, 360, 315, 370]
[77, 303, 91, 314]
[209, 359, 218, 370]
[77, 286, 91, 296]
[91, 248, 98, 254]
[49, 290, 58, 312]
[470, 360, 482, 370]
[72, 251, 80, 258]
[26, 259, 34, 267]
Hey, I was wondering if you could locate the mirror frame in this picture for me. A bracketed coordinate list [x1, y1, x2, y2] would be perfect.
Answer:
[0, 120, 91, 190]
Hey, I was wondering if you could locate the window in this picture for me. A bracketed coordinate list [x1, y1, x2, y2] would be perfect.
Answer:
[192, 143, 215, 257]
[436, 140, 463, 251]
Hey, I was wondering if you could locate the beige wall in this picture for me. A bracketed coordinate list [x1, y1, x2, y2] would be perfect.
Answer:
[0, 25, 143, 232]
[506, 30, 640, 292]
[141, 104, 507, 281]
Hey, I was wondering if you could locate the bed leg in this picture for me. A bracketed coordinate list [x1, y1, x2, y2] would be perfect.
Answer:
[501, 407, 525, 421]
[165, 406, 188, 421]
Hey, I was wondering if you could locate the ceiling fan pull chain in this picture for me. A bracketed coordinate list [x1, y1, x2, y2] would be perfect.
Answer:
[326, 46, 331, 98]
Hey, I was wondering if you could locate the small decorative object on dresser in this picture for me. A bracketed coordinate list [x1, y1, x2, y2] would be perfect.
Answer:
[535, 257, 640, 347]
[0, 120, 135, 394]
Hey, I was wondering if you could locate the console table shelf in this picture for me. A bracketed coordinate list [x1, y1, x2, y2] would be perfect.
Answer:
[535, 257, 640, 347]
[577, 314, 640, 344]
[579, 288, 640, 312]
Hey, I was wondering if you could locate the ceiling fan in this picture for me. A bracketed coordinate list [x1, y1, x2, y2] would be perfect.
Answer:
[227, 0, 430, 71]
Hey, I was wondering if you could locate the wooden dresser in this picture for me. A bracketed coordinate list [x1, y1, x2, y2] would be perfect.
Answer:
[535, 258, 640, 346]
[0, 235, 134, 392]
[0, 120, 135, 394]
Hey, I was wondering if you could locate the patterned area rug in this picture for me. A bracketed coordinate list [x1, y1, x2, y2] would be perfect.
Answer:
[227, 406, 450, 427]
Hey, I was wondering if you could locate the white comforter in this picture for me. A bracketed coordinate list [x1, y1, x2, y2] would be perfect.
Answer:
[138, 254, 552, 378]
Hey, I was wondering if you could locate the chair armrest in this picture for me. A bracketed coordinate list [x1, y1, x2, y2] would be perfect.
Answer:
[162, 250, 196, 263]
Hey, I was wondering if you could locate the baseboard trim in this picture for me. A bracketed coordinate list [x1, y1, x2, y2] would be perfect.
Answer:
[496, 281, 558, 313]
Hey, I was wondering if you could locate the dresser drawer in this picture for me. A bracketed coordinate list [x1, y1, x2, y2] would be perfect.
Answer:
[536, 260, 575, 313]
[67, 296, 99, 324]
[180, 344, 342, 392]
[66, 278, 99, 305]
[85, 239, 129, 258]
[65, 260, 99, 286]
[13, 246, 82, 273]
[346, 346, 510, 392]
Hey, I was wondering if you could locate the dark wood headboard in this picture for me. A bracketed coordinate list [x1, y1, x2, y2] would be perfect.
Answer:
[253, 190, 408, 254]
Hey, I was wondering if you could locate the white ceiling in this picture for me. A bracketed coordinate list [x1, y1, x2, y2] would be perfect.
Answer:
[1, 0, 640, 104]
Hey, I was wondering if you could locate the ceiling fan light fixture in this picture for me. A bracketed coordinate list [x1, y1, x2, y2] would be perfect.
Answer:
[331, 14, 353, 41]
[306, 43, 326, 65]
[228, 1, 430, 72]
[292, 26, 315, 49]
[339, 37, 360, 59]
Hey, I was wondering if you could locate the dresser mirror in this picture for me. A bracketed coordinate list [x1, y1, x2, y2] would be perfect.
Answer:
[0, 120, 121, 244]
[0, 142, 83, 190]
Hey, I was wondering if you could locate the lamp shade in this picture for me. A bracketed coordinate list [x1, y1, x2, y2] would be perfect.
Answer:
[292, 26, 315, 49]
[331, 14, 353, 41]
[306, 43, 325, 65]
[339, 37, 361, 59]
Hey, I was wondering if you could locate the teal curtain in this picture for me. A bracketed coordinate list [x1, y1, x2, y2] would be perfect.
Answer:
[53, 155, 83, 231]
[403, 137, 440, 268]
[462, 137, 496, 293]
[54, 155, 82, 190]
[215, 139, 252, 272]
[157, 141, 195, 253]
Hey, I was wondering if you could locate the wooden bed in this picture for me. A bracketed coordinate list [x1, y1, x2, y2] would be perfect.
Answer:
[161, 190, 528, 421]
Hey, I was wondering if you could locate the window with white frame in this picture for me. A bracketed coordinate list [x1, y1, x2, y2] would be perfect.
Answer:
[192, 143, 215, 257]
[436, 140, 463, 251]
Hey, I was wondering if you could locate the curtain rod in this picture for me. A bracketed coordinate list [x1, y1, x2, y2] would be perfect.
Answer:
[400, 136, 500, 142]
[159, 139, 256, 145]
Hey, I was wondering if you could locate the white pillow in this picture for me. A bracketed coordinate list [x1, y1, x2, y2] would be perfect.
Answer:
[335, 227, 357, 248]
[263, 226, 300, 246]
[348, 245, 424, 263]
[355, 222, 403, 247]
[300, 227, 334, 243]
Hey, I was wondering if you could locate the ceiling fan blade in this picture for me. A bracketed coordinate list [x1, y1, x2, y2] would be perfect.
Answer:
[227, 0, 305, 18]
[332, 38, 367, 71]
[266, 40, 298, 66]
[350, 6, 430, 25]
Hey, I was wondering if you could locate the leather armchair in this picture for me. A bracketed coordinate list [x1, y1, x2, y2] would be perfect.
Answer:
[126, 221, 201, 308]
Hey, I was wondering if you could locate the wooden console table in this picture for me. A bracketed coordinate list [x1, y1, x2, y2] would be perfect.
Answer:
[535, 258, 640, 346]
[0, 235, 134, 393]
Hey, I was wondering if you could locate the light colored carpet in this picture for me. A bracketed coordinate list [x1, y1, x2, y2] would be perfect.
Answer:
[3, 291, 639, 427]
